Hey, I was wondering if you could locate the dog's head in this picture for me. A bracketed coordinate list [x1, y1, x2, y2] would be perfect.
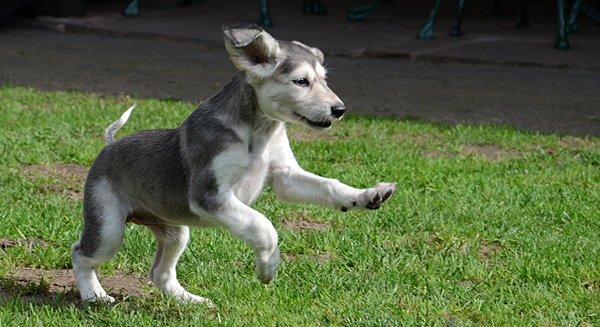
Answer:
[223, 24, 345, 130]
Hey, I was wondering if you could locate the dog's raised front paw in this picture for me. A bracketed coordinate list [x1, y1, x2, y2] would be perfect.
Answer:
[365, 182, 396, 209]
[255, 246, 280, 284]
[350, 182, 396, 210]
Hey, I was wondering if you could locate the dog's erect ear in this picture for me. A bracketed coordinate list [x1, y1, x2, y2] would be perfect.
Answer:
[223, 24, 281, 78]
[291, 41, 325, 65]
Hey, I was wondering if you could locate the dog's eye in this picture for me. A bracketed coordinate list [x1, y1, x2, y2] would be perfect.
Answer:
[293, 78, 309, 86]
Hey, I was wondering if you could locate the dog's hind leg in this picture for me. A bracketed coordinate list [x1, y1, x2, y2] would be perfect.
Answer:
[72, 181, 127, 302]
[147, 225, 214, 306]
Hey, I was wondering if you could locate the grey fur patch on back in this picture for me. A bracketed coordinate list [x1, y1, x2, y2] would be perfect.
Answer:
[222, 24, 264, 48]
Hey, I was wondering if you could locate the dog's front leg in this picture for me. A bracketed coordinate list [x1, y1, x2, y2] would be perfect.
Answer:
[193, 191, 280, 284]
[270, 167, 396, 211]
[269, 133, 396, 211]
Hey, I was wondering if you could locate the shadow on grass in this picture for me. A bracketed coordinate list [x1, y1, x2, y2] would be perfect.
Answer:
[0, 266, 153, 308]
[0, 275, 80, 308]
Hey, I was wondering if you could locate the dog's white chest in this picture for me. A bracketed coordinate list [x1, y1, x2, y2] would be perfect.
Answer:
[211, 141, 271, 206]
[233, 149, 270, 205]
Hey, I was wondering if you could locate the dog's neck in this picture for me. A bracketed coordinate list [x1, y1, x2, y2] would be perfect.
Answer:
[206, 72, 257, 119]
[190, 72, 282, 151]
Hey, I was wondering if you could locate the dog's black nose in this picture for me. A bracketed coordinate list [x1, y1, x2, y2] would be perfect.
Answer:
[331, 103, 346, 119]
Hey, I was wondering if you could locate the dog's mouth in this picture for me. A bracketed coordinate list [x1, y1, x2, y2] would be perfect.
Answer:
[292, 113, 332, 129]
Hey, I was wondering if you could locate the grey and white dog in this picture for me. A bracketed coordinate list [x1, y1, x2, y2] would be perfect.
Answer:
[72, 24, 397, 305]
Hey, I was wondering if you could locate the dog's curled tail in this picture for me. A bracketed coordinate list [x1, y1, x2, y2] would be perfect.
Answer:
[105, 104, 136, 144]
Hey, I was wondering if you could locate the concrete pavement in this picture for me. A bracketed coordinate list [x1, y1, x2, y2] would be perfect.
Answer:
[1, 0, 599, 136]
[10, 0, 600, 69]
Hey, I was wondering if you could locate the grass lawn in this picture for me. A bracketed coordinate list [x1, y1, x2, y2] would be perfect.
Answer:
[1, 85, 599, 326]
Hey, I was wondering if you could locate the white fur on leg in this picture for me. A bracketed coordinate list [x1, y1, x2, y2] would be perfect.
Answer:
[149, 226, 214, 307]
[272, 169, 397, 211]
[152, 268, 214, 306]
[268, 129, 397, 211]
[72, 242, 115, 303]
[148, 238, 164, 282]
[72, 179, 128, 303]
[202, 192, 280, 285]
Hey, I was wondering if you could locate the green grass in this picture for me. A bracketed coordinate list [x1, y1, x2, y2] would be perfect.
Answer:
[1, 85, 599, 326]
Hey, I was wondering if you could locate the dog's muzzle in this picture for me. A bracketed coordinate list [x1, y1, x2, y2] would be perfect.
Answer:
[293, 102, 346, 129]
[293, 113, 332, 129]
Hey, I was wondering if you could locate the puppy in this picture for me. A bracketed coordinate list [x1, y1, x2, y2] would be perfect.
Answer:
[72, 24, 396, 305]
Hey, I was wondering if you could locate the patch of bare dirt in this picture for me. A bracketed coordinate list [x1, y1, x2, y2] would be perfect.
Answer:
[281, 252, 335, 264]
[558, 136, 599, 150]
[393, 132, 442, 146]
[477, 240, 502, 263]
[43, 184, 85, 201]
[0, 286, 80, 307]
[25, 164, 89, 177]
[395, 234, 470, 256]
[282, 219, 329, 232]
[21, 164, 89, 201]
[463, 144, 517, 159]
[0, 238, 56, 251]
[422, 144, 521, 161]
[581, 278, 600, 291]
[421, 150, 453, 159]
[1, 268, 152, 306]
[287, 130, 340, 142]
[395, 236, 502, 264]
[428, 234, 470, 255]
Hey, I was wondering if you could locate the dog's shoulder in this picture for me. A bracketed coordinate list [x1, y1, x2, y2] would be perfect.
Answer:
[177, 73, 257, 157]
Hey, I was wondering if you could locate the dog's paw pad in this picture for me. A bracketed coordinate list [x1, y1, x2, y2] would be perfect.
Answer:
[364, 183, 396, 210]
[383, 190, 393, 201]
[365, 199, 382, 210]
